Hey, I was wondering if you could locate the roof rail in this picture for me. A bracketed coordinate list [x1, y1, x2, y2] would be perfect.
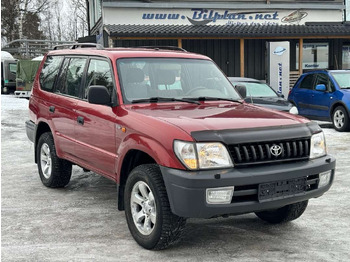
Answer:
[53, 43, 104, 50]
[302, 68, 328, 73]
[135, 46, 187, 52]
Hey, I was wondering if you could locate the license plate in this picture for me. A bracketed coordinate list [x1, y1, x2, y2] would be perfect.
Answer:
[258, 177, 307, 202]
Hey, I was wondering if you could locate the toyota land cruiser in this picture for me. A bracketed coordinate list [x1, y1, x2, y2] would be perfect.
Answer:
[26, 44, 335, 250]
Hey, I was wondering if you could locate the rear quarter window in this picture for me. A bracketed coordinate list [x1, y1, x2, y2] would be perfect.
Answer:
[39, 56, 63, 92]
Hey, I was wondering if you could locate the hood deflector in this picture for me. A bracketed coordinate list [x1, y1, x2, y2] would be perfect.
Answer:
[191, 122, 321, 144]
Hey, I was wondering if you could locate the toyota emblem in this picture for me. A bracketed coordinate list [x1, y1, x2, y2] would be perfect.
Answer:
[270, 145, 282, 157]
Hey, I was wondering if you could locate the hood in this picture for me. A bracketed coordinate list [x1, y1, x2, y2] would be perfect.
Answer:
[126, 101, 308, 135]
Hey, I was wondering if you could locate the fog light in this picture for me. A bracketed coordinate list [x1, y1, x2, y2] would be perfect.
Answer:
[318, 171, 332, 188]
[206, 187, 234, 204]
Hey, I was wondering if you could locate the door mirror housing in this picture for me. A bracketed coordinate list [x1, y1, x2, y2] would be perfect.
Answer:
[88, 85, 111, 106]
[315, 84, 327, 92]
[235, 84, 247, 98]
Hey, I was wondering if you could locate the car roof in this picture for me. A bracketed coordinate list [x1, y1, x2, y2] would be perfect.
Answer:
[47, 47, 210, 61]
[228, 77, 262, 83]
[302, 69, 350, 75]
[328, 70, 350, 73]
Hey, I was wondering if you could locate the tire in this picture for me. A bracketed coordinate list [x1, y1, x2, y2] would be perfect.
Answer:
[37, 132, 72, 187]
[332, 106, 350, 132]
[124, 164, 186, 250]
[255, 200, 308, 224]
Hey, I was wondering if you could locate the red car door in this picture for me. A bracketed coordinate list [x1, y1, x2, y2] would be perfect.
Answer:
[74, 58, 118, 179]
[50, 57, 87, 160]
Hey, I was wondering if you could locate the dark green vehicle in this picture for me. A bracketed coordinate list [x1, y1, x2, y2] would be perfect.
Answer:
[15, 59, 42, 98]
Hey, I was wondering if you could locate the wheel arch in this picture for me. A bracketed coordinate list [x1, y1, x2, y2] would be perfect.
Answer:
[117, 149, 157, 211]
[330, 101, 350, 119]
[34, 121, 52, 163]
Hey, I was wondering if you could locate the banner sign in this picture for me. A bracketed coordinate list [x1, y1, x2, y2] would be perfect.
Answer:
[268, 42, 290, 98]
[104, 8, 342, 26]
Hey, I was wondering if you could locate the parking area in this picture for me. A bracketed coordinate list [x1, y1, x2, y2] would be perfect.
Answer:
[1, 94, 350, 262]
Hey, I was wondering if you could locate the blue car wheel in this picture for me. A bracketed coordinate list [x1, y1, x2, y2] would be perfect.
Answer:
[332, 106, 350, 132]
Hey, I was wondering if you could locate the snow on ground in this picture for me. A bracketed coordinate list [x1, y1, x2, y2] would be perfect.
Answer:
[1, 94, 350, 262]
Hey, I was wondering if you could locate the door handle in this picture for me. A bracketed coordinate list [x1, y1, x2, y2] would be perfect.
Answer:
[49, 106, 55, 113]
[77, 116, 84, 125]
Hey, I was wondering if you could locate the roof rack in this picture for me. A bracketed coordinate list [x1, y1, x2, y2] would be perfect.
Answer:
[135, 46, 187, 52]
[53, 43, 104, 50]
[302, 68, 328, 73]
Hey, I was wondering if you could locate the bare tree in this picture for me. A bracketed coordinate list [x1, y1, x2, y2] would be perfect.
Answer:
[54, 1, 62, 41]
[18, 0, 50, 39]
[71, 0, 88, 40]
[2, 0, 88, 45]
[1, 0, 49, 45]
[1, 1, 20, 44]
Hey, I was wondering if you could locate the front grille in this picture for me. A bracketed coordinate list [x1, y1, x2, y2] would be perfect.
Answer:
[228, 138, 310, 166]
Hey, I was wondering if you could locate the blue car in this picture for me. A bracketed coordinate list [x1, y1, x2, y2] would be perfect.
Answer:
[288, 70, 350, 132]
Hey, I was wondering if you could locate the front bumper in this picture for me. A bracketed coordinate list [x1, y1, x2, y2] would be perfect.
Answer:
[161, 155, 335, 218]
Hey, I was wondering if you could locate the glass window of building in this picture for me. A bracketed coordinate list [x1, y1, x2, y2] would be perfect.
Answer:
[296, 43, 329, 70]
[89, 0, 96, 25]
[342, 45, 350, 69]
[96, 0, 102, 19]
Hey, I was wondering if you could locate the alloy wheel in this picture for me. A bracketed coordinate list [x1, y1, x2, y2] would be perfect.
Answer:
[40, 143, 52, 179]
[333, 109, 345, 129]
[130, 181, 157, 235]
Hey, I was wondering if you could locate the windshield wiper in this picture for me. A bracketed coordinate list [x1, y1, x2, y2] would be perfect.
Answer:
[187, 96, 243, 104]
[131, 97, 200, 105]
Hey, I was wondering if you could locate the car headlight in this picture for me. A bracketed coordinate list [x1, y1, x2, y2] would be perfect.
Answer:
[310, 132, 327, 159]
[289, 106, 298, 115]
[174, 140, 233, 170]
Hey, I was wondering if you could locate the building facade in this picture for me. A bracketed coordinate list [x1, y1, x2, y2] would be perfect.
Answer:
[85, 0, 350, 92]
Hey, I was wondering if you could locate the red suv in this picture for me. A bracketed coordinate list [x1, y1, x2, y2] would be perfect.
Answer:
[26, 44, 335, 250]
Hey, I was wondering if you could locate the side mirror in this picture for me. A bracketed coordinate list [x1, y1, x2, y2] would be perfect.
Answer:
[235, 84, 247, 98]
[88, 85, 111, 106]
[278, 93, 285, 98]
[315, 84, 326, 92]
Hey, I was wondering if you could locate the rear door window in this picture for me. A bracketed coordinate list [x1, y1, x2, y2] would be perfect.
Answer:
[39, 56, 63, 92]
[55, 57, 87, 98]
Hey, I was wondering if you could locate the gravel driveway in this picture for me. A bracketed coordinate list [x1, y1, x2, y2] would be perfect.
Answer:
[2, 95, 350, 262]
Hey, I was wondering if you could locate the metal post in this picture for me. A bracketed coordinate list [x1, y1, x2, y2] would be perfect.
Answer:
[25, 40, 29, 58]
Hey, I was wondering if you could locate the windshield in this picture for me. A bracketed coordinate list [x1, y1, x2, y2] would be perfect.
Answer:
[117, 58, 240, 103]
[331, 72, 350, 89]
[234, 82, 277, 98]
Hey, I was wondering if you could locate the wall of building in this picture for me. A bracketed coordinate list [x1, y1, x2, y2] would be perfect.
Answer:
[86, 0, 349, 81]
